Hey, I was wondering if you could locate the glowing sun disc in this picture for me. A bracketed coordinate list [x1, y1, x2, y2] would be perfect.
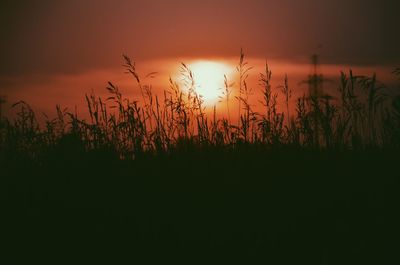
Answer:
[187, 61, 233, 105]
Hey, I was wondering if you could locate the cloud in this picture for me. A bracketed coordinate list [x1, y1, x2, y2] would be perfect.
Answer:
[0, 0, 399, 76]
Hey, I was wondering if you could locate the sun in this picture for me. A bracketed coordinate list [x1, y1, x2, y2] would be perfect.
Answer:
[186, 61, 233, 105]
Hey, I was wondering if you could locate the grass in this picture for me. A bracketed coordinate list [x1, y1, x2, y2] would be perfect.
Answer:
[1, 51, 399, 160]
[1, 50, 399, 263]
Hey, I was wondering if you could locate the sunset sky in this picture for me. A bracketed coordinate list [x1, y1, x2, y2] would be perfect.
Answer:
[1, 0, 399, 117]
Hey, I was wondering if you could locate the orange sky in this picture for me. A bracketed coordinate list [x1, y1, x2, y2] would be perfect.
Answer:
[0, 0, 399, 120]
[1, 57, 397, 122]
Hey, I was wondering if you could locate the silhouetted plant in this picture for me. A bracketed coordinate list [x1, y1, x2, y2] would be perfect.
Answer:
[1, 50, 398, 161]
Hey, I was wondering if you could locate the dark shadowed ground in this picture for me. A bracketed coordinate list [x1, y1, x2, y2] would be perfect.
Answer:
[1, 147, 398, 264]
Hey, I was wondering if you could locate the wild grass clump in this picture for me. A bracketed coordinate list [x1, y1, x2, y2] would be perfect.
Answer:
[1, 50, 399, 162]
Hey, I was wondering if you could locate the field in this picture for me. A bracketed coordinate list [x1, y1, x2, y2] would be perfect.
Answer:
[1, 52, 399, 263]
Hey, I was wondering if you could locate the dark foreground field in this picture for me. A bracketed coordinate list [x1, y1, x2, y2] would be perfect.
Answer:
[1, 147, 398, 264]
[1, 56, 399, 263]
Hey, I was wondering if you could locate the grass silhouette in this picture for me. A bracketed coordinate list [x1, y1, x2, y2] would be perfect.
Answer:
[1, 50, 399, 263]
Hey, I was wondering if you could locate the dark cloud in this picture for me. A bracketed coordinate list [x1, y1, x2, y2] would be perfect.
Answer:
[0, 0, 399, 75]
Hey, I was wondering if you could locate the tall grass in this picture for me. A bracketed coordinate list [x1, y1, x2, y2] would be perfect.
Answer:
[1, 50, 399, 161]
